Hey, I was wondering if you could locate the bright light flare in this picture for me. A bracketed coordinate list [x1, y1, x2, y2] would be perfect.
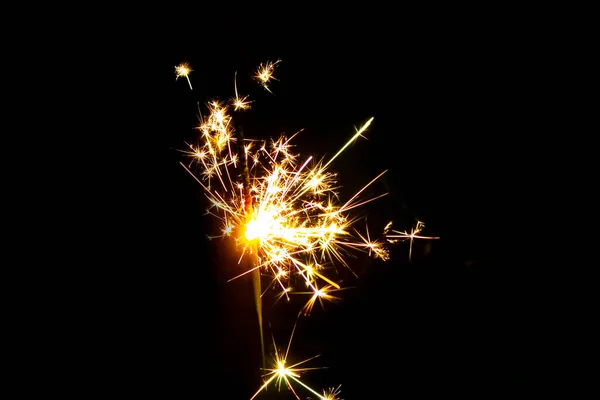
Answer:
[245, 211, 277, 241]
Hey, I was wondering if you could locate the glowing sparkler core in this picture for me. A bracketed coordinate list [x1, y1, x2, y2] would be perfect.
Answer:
[245, 211, 277, 241]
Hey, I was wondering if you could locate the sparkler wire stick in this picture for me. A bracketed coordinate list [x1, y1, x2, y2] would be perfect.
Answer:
[237, 127, 266, 370]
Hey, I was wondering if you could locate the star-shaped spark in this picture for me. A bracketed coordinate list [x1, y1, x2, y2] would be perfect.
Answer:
[232, 71, 252, 110]
[174, 60, 441, 400]
[385, 220, 440, 262]
[355, 220, 390, 261]
[294, 283, 347, 317]
[250, 322, 331, 400]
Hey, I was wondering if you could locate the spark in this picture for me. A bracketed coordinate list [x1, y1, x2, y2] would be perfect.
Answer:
[175, 62, 193, 90]
[294, 283, 346, 317]
[254, 59, 281, 93]
[232, 71, 252, 110]
[385, 220, 440, 262]
[250, 321, 328, 400]
[321, 385, 343, 400]
[355, 221, 390, 261]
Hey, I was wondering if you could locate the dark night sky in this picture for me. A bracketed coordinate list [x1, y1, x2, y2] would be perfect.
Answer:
[87, 7, 535, 399]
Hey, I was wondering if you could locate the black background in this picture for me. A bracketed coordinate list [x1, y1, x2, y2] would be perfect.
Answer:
[67, 6, 537, 399]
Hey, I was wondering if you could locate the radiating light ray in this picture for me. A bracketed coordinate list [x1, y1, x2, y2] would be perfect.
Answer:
[175, 62, 193, 90]
[385, 220, 440, 262]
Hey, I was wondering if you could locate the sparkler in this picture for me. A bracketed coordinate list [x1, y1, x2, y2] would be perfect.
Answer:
[178, 67, 390, 361]
[175, 60, 439, 398]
